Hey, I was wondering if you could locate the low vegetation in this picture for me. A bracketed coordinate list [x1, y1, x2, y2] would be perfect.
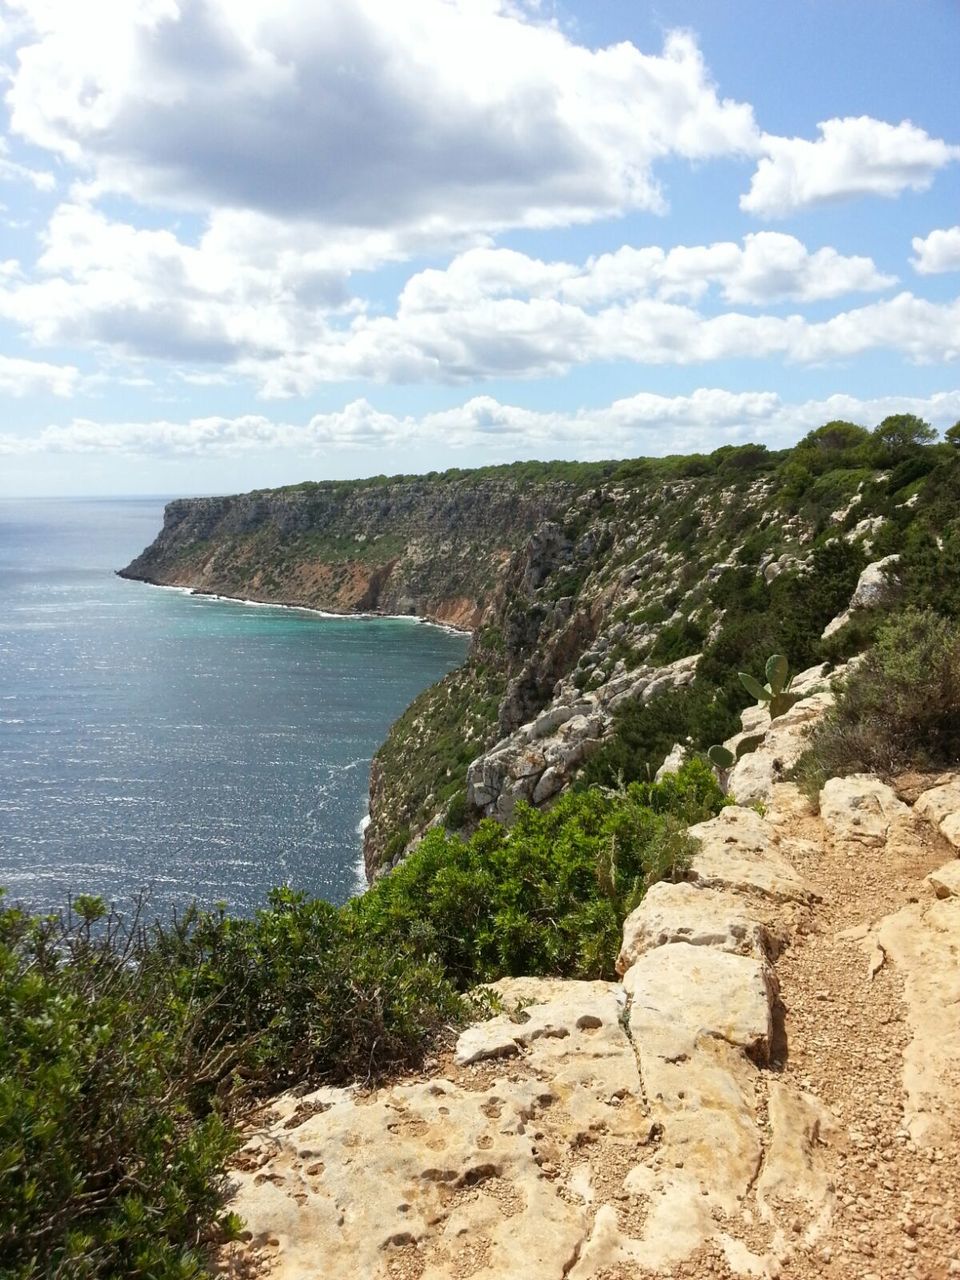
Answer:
[793, 609, 960, 795]
[1, 760, 725, 1278]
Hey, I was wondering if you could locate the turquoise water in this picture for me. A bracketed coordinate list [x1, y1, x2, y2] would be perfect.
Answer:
[0, 498, 469, 916]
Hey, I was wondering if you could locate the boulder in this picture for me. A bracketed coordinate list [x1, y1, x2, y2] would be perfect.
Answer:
[623, 941, 776, 1064]
[927, 861, 960, 899]
[819, 774, 909, 846]
[617, 880, 775, 974]
[687, 806, 815, 904]
[914, 775, 960, 849]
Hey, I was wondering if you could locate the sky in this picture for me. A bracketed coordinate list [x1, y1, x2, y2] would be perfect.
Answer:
[0, 0, 958, 497]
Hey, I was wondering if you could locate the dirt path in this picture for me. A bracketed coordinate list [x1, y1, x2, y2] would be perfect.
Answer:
[766, 790, 960, 1280]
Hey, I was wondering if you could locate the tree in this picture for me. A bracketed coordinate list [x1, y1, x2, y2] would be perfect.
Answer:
[945, 421, 960, 448]
[798, 420, 870, 454]
[872, 414, 937, 457]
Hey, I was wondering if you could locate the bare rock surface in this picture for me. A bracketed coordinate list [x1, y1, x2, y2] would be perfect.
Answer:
[819, 773, 910, 846]
[617, 879, 777, 972]
[914, 773, 960, 848]
[219, 772, 960, 1280]
[821, 554, 900, 639]
[687, 805, 815, 904]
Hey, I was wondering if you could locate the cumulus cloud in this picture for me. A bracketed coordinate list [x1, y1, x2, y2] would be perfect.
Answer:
[912, 226, 960, 275]
[3, 388, 960, 459]
[0, 135, 55, 191]
[742, 117, 960, 218]
[6, 1, 758, 250]
[404, 234, 895, 310]
[244, 287, 960, 395]
[2, 213, 924, 393]
[0, 352, 79, 396]
[0, 202, 351, 362]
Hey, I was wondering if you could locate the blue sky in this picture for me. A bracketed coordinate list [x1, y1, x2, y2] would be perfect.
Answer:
[0, 0, 958, 496]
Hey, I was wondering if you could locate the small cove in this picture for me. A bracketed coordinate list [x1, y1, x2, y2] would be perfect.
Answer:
[0, 497, 469, 917]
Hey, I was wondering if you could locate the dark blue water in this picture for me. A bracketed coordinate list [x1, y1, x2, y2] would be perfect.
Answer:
[0, 498, 469, 917]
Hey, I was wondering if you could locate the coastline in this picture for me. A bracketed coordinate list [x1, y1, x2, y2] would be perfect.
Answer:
[116, 572, 476, 636]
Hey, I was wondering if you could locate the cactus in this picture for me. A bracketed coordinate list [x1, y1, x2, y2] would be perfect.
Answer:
[708, 654, 800, 777]
[707, 744, 735, 770]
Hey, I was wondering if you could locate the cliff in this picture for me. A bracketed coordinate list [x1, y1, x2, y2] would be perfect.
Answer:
[118, 468, 597, 629]
[120, 431, 960, 881]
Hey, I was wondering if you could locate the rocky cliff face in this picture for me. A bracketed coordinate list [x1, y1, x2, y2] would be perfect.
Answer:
[121, 442, 958, 882]
[120, 475, 584, 629]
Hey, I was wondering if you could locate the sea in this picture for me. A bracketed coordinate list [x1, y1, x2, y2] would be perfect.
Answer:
[0, 497, 469, 918]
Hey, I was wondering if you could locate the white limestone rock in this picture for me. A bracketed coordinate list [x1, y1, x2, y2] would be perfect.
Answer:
[687, 806, 815, 904]
[819, 774, 909, 846]
[822, 555, 900, 639]
[914, 775, 960, 849]
[617, 881, 776, 975]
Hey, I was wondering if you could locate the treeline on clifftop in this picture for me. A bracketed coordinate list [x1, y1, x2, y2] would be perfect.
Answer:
[5, 414, 960, 1277]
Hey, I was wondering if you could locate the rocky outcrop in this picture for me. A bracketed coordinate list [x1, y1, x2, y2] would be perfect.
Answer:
[819, 774, 910, 846]
[220, 800, 840, 1280]
[822, 555, 900, 639]
[218, 659, 960, 1280]
[914, 773, 960, 848]
[465, 654, 699, 820]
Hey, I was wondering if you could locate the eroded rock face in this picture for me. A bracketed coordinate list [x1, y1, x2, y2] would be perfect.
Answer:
[716, 661, 844, 807]
[822, 555, 900, 640]
[617, 880, 777, 973]
[867, 881, 960, 1147]
[465, 653, 700, 820]
[220, 977, 647, 1280]
[687, 806, 816, 904]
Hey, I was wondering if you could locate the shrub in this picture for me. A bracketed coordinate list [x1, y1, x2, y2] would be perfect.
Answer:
[794, 609, 960, 794]
[0, 894, 241, 1280]
[354, 763, 724, 983]
[579, 685, 740, 790]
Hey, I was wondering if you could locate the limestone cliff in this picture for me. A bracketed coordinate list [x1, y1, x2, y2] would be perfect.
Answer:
[119, 472, 586, 629]
[120, 440, 959, 882]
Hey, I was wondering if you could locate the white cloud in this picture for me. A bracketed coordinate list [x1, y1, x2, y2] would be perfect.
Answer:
[912, 226, 960, 275]
[245, 286, 959, 395]
[0, 135, 55, 191]
[742, 117, 960, 218]
[0, 202, 350, 362]
[404, 234, 895, 310]
[6, 2, 759, 252]
[0, 352, 79, 396]
[2, 213, 918, 393]
[3, 388, 960, 459]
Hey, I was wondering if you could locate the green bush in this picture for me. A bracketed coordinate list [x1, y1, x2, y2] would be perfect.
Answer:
[0, 894, 241, 1280]
[794, 609, 960, 794]
[354, 759, 726, 984]
[579, 686, 740, 790]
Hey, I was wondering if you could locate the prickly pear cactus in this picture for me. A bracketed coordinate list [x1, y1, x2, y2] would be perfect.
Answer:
[709, 654, 800, 775]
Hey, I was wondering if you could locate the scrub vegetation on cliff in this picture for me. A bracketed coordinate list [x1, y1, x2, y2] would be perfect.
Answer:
[2, 760, 725, 1278]
[9, 418, 960, 1277]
